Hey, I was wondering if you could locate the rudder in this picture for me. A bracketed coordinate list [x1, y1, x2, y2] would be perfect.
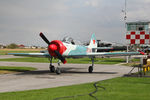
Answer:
[88, 33, 97, 48]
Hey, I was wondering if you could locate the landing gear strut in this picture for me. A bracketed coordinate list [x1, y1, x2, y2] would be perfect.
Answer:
[56, 67, 61, 75]
[56, 60, 61, 75]
[88, 57, 94, 73]
[48, 57, 61, 74]
[49, 57, 55, 73]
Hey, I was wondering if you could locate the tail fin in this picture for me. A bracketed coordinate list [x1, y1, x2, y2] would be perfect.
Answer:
[88, 33, 97, 48]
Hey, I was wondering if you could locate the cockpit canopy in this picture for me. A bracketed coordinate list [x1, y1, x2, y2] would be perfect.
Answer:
[62, 36, 75, 45]
[61, 36, 90, 46]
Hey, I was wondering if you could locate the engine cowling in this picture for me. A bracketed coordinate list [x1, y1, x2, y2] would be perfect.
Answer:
[39, 32, 67, 64]
[48, 40, 67, 57]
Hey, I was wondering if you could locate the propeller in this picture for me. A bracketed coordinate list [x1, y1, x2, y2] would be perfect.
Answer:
[39, 32, 67, 64]
[40, 32, 50, 45]
[54, 50, 67, 64]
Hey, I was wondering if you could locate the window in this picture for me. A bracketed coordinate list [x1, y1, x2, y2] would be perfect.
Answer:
[137, 25, 144, 31]
[127, 23, 149, 31]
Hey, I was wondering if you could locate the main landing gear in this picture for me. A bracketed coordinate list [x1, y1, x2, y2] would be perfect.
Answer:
[49, 64, 55, 73]
[49, 57, 55, 73]
[49, 64, 61, 75]
[49, 57, 95, 74]
[55, 61, 61, 75]
[88, 57, 94, 73]
[49, 57, 61, 75]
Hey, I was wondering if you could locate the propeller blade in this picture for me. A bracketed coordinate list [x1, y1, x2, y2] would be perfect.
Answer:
[54, 50, 67, 64]
[39, 32, 50, 45]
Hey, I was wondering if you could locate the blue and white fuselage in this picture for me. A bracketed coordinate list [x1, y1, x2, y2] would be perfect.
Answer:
[62, 34, 98, 56]
[8, 33, 145, 74]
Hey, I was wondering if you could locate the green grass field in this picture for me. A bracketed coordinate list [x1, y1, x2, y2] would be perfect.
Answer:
[0, 57, 127, 64]
[0, 66, 37, 72]
[0, 77, 149, 100]
[0, 49, 42, 55]
[0, 66, 37, 74]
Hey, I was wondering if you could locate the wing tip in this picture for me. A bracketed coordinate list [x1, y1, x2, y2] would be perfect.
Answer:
[138, 50, 145, 55]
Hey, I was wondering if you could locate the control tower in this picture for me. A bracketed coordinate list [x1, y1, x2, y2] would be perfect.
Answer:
[126, 21, 150, 45]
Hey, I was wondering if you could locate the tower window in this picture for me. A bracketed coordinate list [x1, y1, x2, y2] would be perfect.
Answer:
[138, 26, 144, 31]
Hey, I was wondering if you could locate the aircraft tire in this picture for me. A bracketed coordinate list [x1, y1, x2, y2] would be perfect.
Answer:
[88, 66, 93, 73]
[56, 67, 61, 75]
[50, 65, 55, 73]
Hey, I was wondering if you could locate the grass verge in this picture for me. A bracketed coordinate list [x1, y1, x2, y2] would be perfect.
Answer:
[0, 57, 126, 64]
[0, 49, 44, 55]
[0, 77, 149, 100]
[0, 66, 37, 74]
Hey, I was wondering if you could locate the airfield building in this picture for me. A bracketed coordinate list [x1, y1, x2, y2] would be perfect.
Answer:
[126, 21, 150, 52]
[126, 21, 150, 45]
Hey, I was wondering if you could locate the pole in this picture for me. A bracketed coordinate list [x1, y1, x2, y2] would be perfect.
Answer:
[126, 45, 129, 63]
[124, 0, 129, 63]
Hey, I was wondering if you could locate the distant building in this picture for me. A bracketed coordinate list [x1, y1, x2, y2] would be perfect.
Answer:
[0, 43, 6, 49]
[18, 44, 25, 48]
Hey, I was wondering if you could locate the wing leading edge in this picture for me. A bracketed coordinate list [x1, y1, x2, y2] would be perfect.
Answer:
[8, 53, 50, 57]
[67, 51, 144, 57]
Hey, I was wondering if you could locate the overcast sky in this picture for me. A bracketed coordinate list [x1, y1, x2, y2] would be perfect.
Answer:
[0, 0, 150, 46]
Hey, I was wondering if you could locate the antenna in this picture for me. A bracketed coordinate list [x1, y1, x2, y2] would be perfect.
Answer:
[122, 0, 129, 63]
[122, 0, 128, 29]
[124, 0, 127, 21]
[122, 0, 127, 21]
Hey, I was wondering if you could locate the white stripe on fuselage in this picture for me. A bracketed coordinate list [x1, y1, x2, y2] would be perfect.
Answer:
[63, 42, 77, 56]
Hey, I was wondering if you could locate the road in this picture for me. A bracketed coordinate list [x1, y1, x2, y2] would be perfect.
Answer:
[0, 60, 137, 93]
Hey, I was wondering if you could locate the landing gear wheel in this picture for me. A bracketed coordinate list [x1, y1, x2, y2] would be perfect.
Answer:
[88, 66, 93, 73]
[50, 65, 55, 73]
[56, 67, 61, 75]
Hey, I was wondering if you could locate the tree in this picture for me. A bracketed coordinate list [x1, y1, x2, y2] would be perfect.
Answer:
[7, 43, 18, 49]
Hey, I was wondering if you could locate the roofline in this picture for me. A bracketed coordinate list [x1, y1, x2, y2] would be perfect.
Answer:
[126, 21, 150, 24]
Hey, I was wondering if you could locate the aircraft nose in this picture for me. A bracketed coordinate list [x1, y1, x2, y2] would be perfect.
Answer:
[49, 44, 57, 51]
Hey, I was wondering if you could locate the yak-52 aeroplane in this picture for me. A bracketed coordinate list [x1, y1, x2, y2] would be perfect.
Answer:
[9, 32, 145, 74]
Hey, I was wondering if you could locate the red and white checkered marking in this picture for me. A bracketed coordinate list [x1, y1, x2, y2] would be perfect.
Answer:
[126, 31, 150, 44]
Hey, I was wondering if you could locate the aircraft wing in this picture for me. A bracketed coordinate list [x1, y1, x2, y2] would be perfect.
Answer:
[8, 53, 50, 57]
[92, 47, 113, 50]
[67, 51, 144, 57]
[8, 51, 144, 58]
[87, 52, 142, 56]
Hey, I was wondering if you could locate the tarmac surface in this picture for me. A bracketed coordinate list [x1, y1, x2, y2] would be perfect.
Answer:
[0, 55, 26, 59]
[0, 56, 137, 93]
